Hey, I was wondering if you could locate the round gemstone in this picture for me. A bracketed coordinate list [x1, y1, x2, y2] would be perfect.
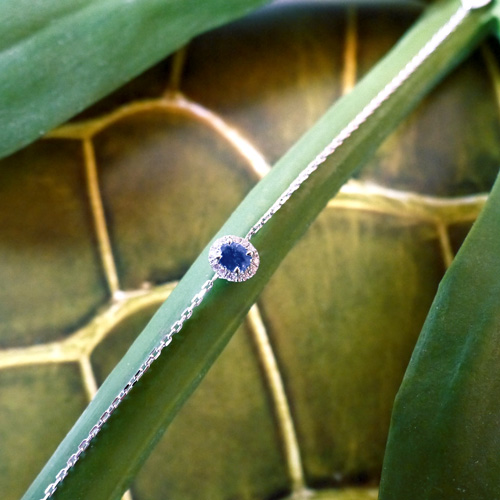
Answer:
[219, 242, 252, 272]
[208, 235, 259, 282]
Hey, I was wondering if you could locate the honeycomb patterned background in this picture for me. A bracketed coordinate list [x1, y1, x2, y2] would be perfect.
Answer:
[1, 2, 500, 499]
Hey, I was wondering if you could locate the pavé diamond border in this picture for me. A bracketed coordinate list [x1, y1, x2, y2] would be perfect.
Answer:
[208, 235, 260, 282]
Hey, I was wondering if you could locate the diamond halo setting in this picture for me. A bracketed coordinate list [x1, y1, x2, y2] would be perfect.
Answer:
[208, 235, 259, 282]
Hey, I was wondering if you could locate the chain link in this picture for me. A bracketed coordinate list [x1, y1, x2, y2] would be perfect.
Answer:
[40, 1, 487, 496]
[41, 277, 216, 500]
[245, 2, 471, 241]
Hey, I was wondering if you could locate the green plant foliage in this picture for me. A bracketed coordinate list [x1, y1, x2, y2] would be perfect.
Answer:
[0, 0, 268, 159]
[18, 1, 499, 499]
[379, 144, 500, 498]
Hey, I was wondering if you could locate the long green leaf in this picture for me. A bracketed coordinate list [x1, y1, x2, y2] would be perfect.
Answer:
[0, 0, 269, 159]
[22, 1, 496, 499]
[379, 85, 500, 500]
[379, 171, 500, 499]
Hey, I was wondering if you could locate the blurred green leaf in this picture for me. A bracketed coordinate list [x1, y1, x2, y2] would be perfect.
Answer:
[490, 1, 500, 36]
[0, 0, 268, 159]
[379, 167, 500, 499]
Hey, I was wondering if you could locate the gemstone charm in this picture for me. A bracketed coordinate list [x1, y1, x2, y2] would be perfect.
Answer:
[209, 235, 259, 282]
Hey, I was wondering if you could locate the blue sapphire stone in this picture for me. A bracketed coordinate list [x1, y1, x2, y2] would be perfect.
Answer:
[219, 242, 252, 272]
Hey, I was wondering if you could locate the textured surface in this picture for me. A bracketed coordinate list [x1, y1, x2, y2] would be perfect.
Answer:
[0, 141, 106, 347]
[1, 2, 500, 500]
[0, 365, 87, 500]
[259, 210, 445, 485]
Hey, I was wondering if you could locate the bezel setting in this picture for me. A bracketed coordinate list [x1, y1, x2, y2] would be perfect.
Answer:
[209, 235, 260, 282]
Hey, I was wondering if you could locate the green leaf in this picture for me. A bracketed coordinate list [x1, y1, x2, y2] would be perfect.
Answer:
[379, 168, 500, 499]
[0, 0, 268, 159]
[21, 1, 497, 499]
[489, 1, 500, 37]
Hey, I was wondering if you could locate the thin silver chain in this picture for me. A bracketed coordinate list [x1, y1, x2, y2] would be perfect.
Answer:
[246, 2, 474, 240]
[41, 277, 216, 500]
[41, 1, 488, 498]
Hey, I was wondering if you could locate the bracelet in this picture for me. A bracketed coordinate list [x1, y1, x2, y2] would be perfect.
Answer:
[40, 0, 491, 498]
